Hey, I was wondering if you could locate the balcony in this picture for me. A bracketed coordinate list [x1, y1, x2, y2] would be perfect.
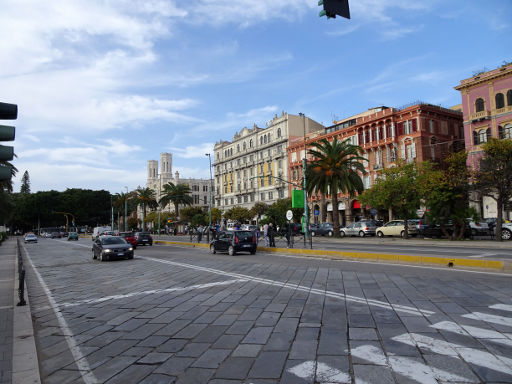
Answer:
[469, 110, 490, 122]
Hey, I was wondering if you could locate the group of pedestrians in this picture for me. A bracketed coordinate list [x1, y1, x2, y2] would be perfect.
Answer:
[263, 223, 276, 247]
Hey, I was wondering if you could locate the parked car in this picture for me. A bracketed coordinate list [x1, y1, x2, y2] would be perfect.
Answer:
[340, 220, 377, 237]
[467, 218, 490, 236]
[309, 222, 334, 237]
[134, 232, 153, 246]
[92, 236, 134, 261]
[51, 232, 62, 238]
[24, 233, 38, 243]
[376, 220, 418, 238]
[210, 230, 257, 255]
[117, 231, 137, 248]
[67, 232, 79, 241]
[495, 222, 512, 240]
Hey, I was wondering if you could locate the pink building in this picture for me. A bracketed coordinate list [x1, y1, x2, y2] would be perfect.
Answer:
[455, 63, 512, 218]
[455, 63, 512, 170]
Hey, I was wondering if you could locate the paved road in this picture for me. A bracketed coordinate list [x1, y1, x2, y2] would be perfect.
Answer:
[22, 238, 512, 383]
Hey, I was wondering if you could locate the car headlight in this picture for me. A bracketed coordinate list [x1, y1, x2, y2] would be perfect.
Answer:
[104, 249, 112, 253]
[129, 247, 133, 251]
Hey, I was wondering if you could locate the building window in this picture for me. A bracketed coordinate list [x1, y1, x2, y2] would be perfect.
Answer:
[237, 144, 240, 152]
[243, 142, 246, 150]
[474, 128, 491, 145]
[429, 120, 435, 133]
[268, 175, 272, 185]
[507, 90, 512, 106]
[250, 139, 253, 148]
[268, 192, 273, 200]
[251, 193, 255, 202]
[499, 124, 512, 139]
[193, 195, 199, 204]
[225, 199, 228, 205]
[278, 190, 284, 199]
[204, 196, 207, 204]
[277, 128, 281, 138]
[264, 135, 268, 144]
[260, 137, 263, 146]
[244, 195, 248, 203]
[261, 193, 265, 201]
[230, 198, 234, 205]
[237, 196, 242, 204]
[496, 93, 505, 109]
[475, 98, 485, 112]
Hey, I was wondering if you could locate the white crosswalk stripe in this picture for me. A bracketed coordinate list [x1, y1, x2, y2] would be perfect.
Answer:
[462, 311, 512, 327]
[431, 320, 505, 339]
[490, 303, 512, 312]
[392, 333, 512, 375]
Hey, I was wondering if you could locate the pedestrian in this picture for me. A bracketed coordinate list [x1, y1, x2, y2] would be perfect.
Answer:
[285, 223, 291, 248]
[269, 223, 276, 247]
[220, 220, 226, 231]
[174, 227, 177, 236]
[263, 223, 269, 247]
[197, 225, 203, 243]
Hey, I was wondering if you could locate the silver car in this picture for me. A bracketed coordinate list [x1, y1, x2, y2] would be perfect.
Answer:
[340, 220, 377, 237]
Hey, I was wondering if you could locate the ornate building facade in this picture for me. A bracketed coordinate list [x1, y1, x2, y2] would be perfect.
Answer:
[455, 63, 512, 218]
[288, 104, 464, 225]
[213, 112, 324, 212]
[146, 153, 211, 215]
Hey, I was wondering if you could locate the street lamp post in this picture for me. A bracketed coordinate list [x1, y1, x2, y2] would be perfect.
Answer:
[299, 113, 310, 248]
[124, 186, 128, 232]
[206, 153, 213, 242]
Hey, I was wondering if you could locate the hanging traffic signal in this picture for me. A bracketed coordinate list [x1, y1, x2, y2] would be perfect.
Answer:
[0, 102, 17, 181]
[318, 0, 350, 19]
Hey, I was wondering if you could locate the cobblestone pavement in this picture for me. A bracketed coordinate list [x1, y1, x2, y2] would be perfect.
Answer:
[22, 238, 512, 384]
[0, 241, 15, 384]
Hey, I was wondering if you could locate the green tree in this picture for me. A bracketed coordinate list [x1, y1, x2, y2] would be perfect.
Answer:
[360, 160, 420, 238]
[180, 206, 206, 224]
[224, 207, 252, 223]
[20, 170, 30, 194]
[158, 182, 193, 219]
[417, 153, 472, 240]
[211, 207, 222, 224]
[133, 187, 157, 230]
[260, 198, 298, 230]
[249, 202, 268, 225]
[474, 138, 512, 241]
[307, 138, 366, 236]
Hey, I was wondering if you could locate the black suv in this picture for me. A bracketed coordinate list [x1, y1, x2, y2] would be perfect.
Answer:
[210, 230, 257, 255]
[134, 232, 153, 246]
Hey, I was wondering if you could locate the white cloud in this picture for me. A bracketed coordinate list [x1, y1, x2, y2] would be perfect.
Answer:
[170, 143, 216, 159]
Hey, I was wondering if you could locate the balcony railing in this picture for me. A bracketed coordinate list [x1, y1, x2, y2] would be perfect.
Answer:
[469, 110, 490, 121]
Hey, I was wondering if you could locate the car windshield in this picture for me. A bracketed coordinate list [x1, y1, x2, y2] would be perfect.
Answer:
[120, 232, 133, 236]
[101, 237, 126, 245]
[235, 231, 253, 240]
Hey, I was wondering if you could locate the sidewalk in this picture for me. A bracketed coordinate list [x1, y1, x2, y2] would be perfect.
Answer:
[0, 238, 40, 384]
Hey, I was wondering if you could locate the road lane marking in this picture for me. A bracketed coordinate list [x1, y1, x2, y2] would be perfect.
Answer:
[59, 279, 244, 308]
[287, 361, 351, 383]
[140, 256, 435, 316]
[490, 303, 512, 312]
[22, 244, 98, 384]
[393, 332, 512, 375]
[431, 320, 506, 339]
[462, 312, 512, 327]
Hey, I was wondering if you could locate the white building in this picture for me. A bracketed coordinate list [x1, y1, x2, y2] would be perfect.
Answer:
[213, 111, 324, 211]
[146, 153, 211, 215]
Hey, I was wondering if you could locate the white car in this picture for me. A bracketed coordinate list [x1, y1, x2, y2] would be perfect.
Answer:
[497, 222, 512, 240]
[376, 220, 418, 238]
[467, 219, 489, 236]
[24, 233, 38, 243]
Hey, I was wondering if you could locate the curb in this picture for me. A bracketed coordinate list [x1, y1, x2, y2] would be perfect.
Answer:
[154, 240, 510, 272]
[13, 241, 41, 384]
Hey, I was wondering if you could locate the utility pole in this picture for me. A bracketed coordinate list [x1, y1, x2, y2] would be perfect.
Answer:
[299, 113, 310, 248]
[206, 153, 213, 242]
[124, 186, 128, 231]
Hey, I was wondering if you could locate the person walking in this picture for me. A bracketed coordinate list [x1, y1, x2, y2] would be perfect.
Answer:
[269, 223, 276, 247]
[197, 224, 203, 243]
[263, 223, 269, 247]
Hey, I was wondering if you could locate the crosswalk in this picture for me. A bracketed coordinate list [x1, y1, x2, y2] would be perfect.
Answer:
[287, 303, 512, 383]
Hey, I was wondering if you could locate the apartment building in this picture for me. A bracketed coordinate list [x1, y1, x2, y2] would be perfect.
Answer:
[454, 62, 512, 218]
[213, 111, 324, 212]
[288, 104, 464, 225]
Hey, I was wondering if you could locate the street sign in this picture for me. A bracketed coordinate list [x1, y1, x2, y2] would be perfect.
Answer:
[314, 209, 319, 216]
[286, 210, 293, 221]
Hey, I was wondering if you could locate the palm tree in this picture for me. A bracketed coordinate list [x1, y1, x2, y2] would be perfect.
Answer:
[113, 192, 131, 231]
[307, 137, 367, 236]
[158, 182, 193, 219]
[133, 187, 157, 230]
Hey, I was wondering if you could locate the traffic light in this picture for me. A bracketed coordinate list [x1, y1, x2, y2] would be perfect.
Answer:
[318, 0, 350, 19]
[0, 102, 17, 181]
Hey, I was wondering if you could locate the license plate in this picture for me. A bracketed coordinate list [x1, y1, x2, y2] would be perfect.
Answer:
[242, 244, 251, 248]
[142, 239, 148, 242]
[117, 252, 124, 256]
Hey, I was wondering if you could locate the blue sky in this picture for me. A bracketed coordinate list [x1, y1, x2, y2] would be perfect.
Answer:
[1, 0, 510, 193]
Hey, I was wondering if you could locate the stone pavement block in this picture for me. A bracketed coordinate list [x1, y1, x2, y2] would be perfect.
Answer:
[273, 317, 299, 333]
[172, 323, 207, 339]
[226, 321, 254, 335]
[44, 368, 82, 384]
[124, 346, 154, 357]
[232, 344, 262, 357]
[317, 355, 351, 383]
[122, 323, 166, 340]
[281, 360, 315, 384]
[400, 316, 437, 333]
[238, 308, 263, 321]
[282, 306, 303, 318]
[154, 357, 195, 376]
[213, 314, 239, 326]
[139, 373, 176, 383]
[193, 325, 229, 343]
[193, 311, 222, 324]
[255, 312, 280, 327]
[105, 364, 156, 384]
[350, 340, 387, 366]
[176, 343, 211, 358]
[350, 328, 378, 341]
[113, 318, 148, 332]
[212, 334, 244, 349]
[192, 349, 231, 368]
[175, 367, 214, 384]
[150, 310, 185, 324]
[353, 364, 395, 384]
[135, 307, 170, 319]
[137, 352, 170, 364]
[348, 313, 375, 328]
[91, 355, 138, 383]
[317, 328, 348, 355]
[241, 327, 273, 344]
[136, 335, 169, 348]
[289, 338, 318, 360]
[156, 339, 187, 353]
[156, 320, 192, 337]
[248, 351, 287, 379]
[423, 355, 480, 382]
[300, 304, 323, 323]
[215, 357, 254, 380]
[263, 332, 294, 351]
